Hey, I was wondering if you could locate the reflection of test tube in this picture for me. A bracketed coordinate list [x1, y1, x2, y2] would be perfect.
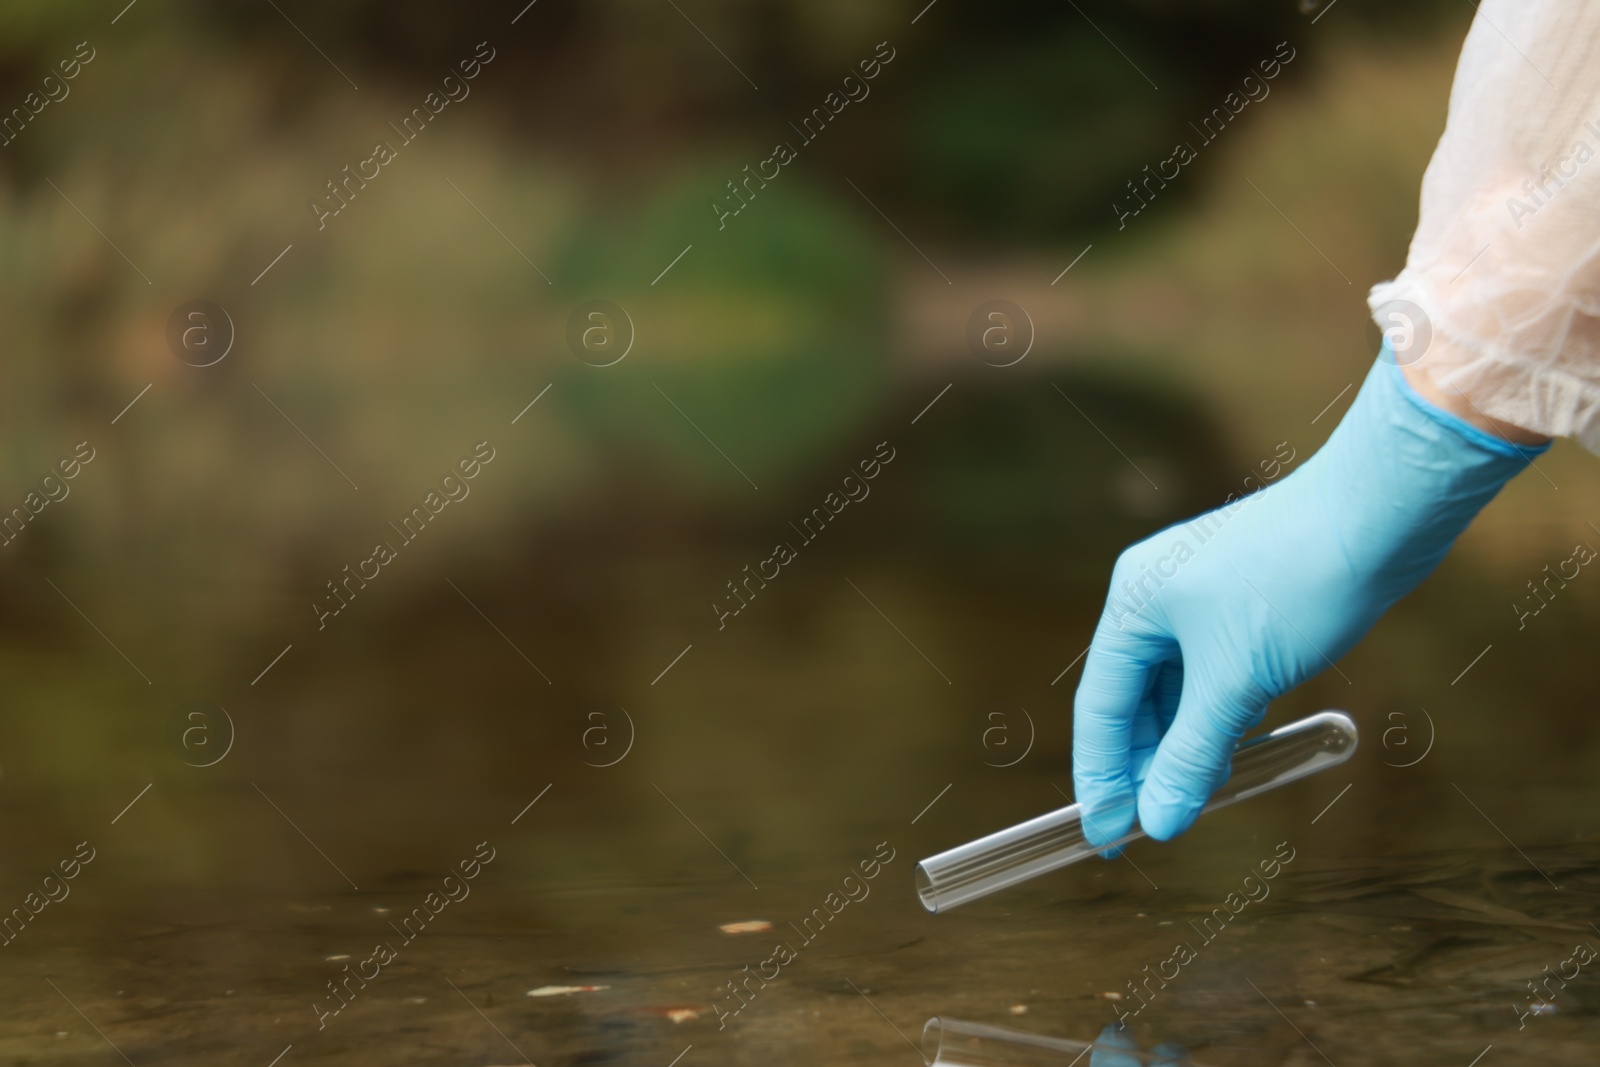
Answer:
[923, 1017, 1204, 1067]
[916, 711, 1358, 913]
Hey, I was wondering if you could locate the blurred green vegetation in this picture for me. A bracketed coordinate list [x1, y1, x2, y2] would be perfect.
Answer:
[550, 171, 889, 488]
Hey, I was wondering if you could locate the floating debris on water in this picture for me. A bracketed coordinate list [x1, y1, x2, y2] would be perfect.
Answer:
[720, 920, 772, 934]
[647, 1005, 703, 1024]
[1008, 1004, 1028, 1015]
[527, 984, 610, 997]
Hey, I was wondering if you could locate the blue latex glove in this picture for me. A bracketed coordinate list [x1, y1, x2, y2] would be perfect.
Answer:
[1072, 353, 1547, 842]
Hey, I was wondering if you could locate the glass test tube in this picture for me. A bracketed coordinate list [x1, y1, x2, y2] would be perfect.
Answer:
[914, 710, 1357, 913]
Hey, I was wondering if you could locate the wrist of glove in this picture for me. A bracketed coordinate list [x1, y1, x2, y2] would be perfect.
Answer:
[1071, 351, 1546, 844]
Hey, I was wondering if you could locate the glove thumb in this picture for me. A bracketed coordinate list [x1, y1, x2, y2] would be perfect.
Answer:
[1137, 683, 1262, 840]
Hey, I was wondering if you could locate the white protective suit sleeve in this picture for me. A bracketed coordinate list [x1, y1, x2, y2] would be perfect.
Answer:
[1368, 0, 1600, 450]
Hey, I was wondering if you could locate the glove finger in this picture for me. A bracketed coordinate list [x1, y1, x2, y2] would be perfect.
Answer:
[1153, 659, 1183, 735]
[1129, 659, 1183, 795]
[1138, 682, 1263, 841]
[1118, 671, 1173, 857]
[1074, 621, 1175, 846]
[1129, 658, 1181, 755]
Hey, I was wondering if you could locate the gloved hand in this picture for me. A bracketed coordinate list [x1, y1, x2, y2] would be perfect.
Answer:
[1072, 353, 1546, 843]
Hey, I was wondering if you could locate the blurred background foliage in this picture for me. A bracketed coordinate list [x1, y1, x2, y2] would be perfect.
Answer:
[1, 0, 1597, 880]
[0, 0, 1488, 592]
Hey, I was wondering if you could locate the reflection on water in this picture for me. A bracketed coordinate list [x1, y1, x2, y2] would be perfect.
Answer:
[925, 1016, 1195, 1066]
